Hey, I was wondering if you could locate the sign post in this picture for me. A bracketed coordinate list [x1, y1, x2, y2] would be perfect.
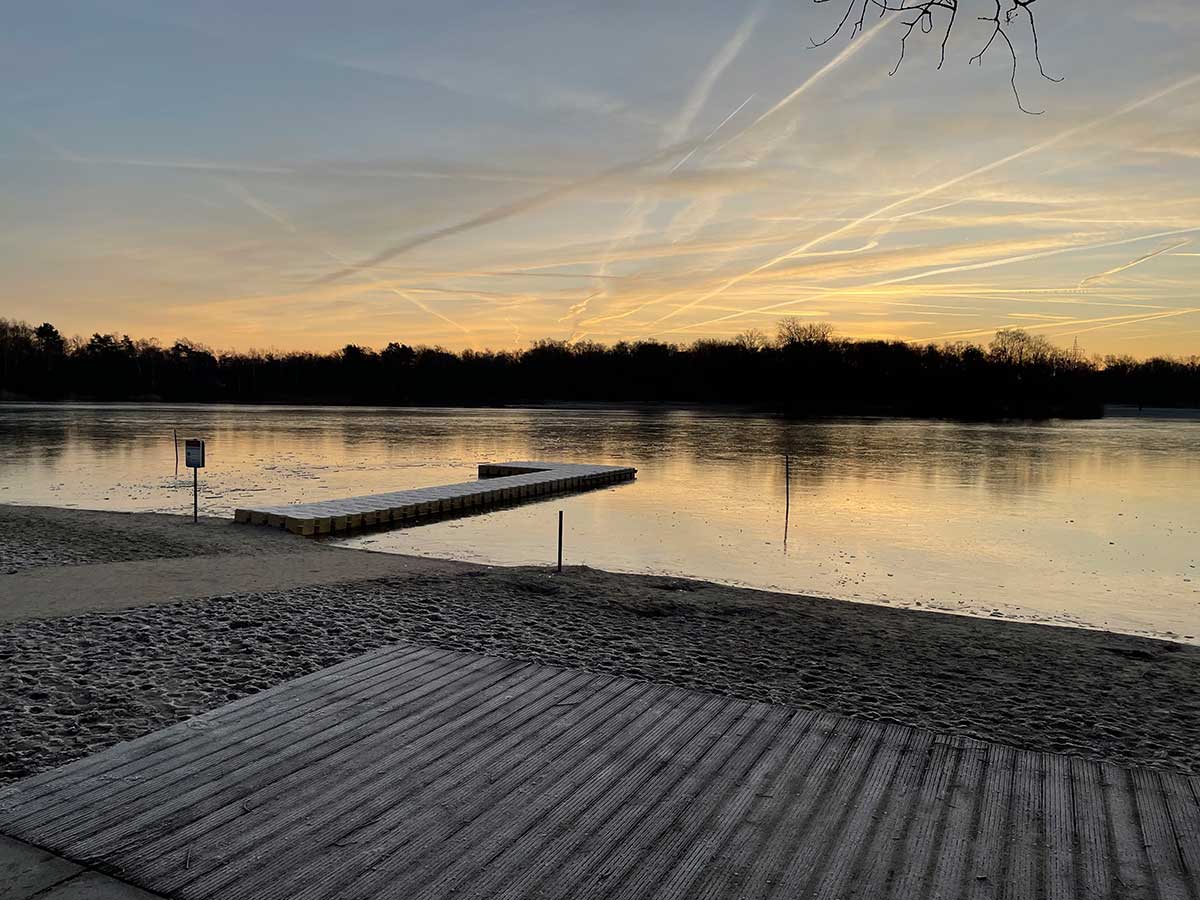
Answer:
[185, 439, 205, 523]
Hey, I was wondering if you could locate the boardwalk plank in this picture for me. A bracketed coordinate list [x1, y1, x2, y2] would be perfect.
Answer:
[128, 666, 588, 886]
[1044, 751, 1078, 900]
[926, 738, 989, 900]
[1159, 773, 1200, 894]
[887, 735, 963, 899]
[767, 719, 898, 898]
[304, 686, 713, 900]
[179, 676, 644, 900]
[570, 704, 793, 900]
[0, 644, 440, 801]
[746, 716, 875, 899]
[1102, 762, 1158, 900]
[838, 727, 937, 899]
[638, 711, 821, 900]
[481, 699, 749, 899]
[1132, 768, 1195, 900]
[1071, 757, 1114, 900]
[964, 743, 1016, 900]
[803, 722, 916, 899]
[0, 644, 1196, 900]
[1002, 745, 1044, 900]
[1, 646, 452, 825]
[693, 714, 854, 899]
[47, 653, 507, 853]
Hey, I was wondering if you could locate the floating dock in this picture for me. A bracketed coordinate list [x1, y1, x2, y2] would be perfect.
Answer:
[233, 461, 636, 536]
[3, 643, 1196, 900]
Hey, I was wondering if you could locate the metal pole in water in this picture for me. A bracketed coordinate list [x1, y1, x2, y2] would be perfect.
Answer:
[557, 510, 563, 572]
[193, 467, 198, 524]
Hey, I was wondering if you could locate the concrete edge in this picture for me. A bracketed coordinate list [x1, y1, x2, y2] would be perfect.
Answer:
[0, 833, 168, 899]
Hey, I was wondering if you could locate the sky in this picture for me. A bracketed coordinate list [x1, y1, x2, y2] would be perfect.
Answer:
[3, 0, 1200, 358]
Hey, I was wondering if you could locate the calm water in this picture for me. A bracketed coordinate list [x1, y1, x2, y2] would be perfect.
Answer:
[1, 403, 1197, 641]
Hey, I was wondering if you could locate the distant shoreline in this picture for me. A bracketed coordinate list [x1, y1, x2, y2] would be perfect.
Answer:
[1101, 403, 1200, 418]
[3, 397, 1199, 421]
[2, 503, 1197, 786]
[5, 318, 1196, 417]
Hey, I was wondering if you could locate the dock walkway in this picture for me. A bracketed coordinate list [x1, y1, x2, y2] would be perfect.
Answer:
[2, 643, 1196, 900]
[233, 460, 636, 536]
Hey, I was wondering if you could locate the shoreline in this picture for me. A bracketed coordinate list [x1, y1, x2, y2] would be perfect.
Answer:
[3, 502, 1192, 644]
[334, 540, 1199, 647]
[7, 397, 1200, 422]
[2, 503, 1198, 785]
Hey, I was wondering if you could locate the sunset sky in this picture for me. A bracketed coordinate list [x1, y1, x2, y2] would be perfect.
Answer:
[4, 0, 1200, 357]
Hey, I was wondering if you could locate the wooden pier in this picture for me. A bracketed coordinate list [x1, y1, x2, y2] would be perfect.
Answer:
[2, 643, 1196, 900]
[233, 461, 636, 536]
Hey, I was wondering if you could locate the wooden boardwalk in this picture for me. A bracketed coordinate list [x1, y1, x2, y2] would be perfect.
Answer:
[233, 460, 636, 535]
[1, 644, 1197, 900]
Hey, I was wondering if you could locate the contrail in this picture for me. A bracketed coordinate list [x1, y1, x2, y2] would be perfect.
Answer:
[337, 10, 752, 303]
[578, 2, 766, 325]
[578, 91, 758, 323]
[656, 95, 760, 247]
[791, 240, 880, 257]
[877, 228, 1200, 288]
[225, 180, 471, 334]
[311, 141, 698, 286]
[11, 140, 558, 184]
[7, 119, 83, 162]
[620, 55, 909, 329]
[379, 287, 472, 335]
[919, 310, 1175, 341]
[588, 199, 966, 330]
[309, 265, 629, 280]
[666, 3, 768, 146]
[645, 22, 894, 324]
[712, 16, 890, 158]
[559, 291, 603, 323]
[655, 72, 1200, 325]
[669, 93, 757, 173]
[485, 269, 626, 280]
[915, 307, 1200, 343]
[1078, 239, 1190, 287]
[672, 225, 1200, 333]
[225, 180, 300, 233]
[1060, 307, 1200, 337]
[751, 19, 885, 126]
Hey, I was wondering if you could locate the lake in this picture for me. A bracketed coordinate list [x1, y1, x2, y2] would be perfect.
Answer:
[1, 402, 1196, 642]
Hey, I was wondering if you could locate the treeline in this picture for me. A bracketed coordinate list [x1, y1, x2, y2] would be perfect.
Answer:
[1, 318, 1197, 418]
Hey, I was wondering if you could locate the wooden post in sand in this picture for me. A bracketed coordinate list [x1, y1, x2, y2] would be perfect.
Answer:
[557, 510, 564, 572]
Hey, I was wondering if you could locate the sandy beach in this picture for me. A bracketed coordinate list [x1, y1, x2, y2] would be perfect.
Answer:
[1, 503, 1197, 787]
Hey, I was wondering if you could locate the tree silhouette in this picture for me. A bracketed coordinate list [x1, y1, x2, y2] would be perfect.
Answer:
[33, 323, 66, 357]
[0, 317, 1195, 417]
[988, 327, 1058, 365]
[813, 0, 1061, 113]
[777, 318, 836, 346]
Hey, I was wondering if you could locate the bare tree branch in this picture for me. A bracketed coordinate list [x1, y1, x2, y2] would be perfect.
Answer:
[812, 0, 1062, 113]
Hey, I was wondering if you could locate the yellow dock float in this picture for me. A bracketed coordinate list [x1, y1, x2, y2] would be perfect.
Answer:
[233, 460, 636, 536]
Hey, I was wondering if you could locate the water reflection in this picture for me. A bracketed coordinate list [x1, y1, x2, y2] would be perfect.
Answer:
[0, 403, 1196, 640]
